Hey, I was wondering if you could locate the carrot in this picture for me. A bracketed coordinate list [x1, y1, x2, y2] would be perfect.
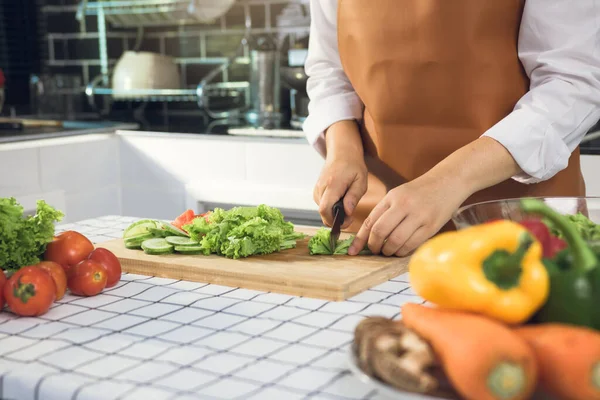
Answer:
[401, 303, 537, 400]
[515, 324, 600, 400]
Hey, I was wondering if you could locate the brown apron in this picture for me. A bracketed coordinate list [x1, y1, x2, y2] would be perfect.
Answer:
[337, 0, 586, 233]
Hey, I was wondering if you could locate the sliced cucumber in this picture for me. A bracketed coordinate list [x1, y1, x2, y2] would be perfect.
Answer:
[123, 219, 158, 239]
[148, 227, 169, 238]
[126, 232, 154, 243]
[125, 241, 142, 250]
[141, 238, 174, 255]
[161, 222, 190, 238]
[175, 245, 205, 255]
[166, 236, 199, 246]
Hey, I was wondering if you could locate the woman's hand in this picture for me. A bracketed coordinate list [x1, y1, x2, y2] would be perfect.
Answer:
[314, 120, 368, 227]
[348, 174, 468, 256]
[348, 137, 522, 257]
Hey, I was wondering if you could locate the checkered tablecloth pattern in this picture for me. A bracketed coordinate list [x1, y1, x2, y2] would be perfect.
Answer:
[0, 216, 426, 400]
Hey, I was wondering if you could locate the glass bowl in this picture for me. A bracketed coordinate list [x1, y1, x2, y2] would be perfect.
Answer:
[452, 197, 600, 244]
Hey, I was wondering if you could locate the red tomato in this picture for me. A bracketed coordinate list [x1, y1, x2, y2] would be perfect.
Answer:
[0, 271, 6, 309]
[34, 261, 67, 300]
[44, 231, 94, 276]
[68, 260, 107, 296]
[4, 266, 56, 316]
[87, 248, 121, 288]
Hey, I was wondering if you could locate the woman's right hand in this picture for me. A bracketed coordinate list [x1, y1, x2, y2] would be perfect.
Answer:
[314, 120, 368, 228]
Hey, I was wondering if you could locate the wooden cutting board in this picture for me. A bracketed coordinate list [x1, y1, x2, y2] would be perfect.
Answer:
[98, 226, 410, 301]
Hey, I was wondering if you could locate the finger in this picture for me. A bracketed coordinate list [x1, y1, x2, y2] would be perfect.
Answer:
[348, 202, 390, 255]
[341, 216, 354, 230]
[381, 216, 423, 256]
[396, 227, 433, 257]
[367, 208, 407, 255]
[319, 180, 352, 226]
[343, 175, 368, 217]
[313, 180, 326, 205]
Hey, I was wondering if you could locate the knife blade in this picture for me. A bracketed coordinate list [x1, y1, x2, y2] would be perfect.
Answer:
[330, 198, 346, 252]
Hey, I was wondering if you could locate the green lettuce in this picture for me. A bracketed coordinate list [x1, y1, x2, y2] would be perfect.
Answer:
[183, 205, 305, 259]
[543, 212, 600, 242]
[308, 227, 371, 255]
[0, 197, 64, 271]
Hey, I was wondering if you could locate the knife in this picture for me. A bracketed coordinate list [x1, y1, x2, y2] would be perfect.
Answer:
[330, 198, 346, 252]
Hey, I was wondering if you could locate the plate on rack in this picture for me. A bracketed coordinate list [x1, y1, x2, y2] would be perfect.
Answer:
[346, 347, 446, 400]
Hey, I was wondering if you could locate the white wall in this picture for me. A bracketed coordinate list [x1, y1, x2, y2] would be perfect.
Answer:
[1, 132, 599, 223]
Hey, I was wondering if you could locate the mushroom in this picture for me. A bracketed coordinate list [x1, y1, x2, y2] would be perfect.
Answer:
[353, 317, 457, 399]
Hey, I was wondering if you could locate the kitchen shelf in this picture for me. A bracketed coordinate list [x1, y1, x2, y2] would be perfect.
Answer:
[77, 0, 224, 28]
[86, 87, 199, 102]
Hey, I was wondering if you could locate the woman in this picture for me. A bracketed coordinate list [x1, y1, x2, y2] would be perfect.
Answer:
[303, 0, 600, 257]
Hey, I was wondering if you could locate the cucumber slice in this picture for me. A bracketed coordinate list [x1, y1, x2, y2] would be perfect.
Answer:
[175, 245, 205, 254]
[141, 238, 174, 255]
[126, 232, 153, 243]
[125, 241, 142, 250]
[166, 236, 199, 246]
[123, 219, 158, 239]
[161, 222, 190, 238]
[148, 227, 169, 238]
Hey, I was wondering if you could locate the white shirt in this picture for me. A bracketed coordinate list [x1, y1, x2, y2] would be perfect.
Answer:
[302, 0, 600, 184]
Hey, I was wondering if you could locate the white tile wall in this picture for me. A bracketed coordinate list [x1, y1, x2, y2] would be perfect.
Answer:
[582, 155, 600, 197]
[245, 142, 323, 186]
[121, 186, 185, 219]
[0, 148, 41, 196]
[119, 136, 247, 188]
[39, 136, 119, 193]
[64, 185, 121, 223]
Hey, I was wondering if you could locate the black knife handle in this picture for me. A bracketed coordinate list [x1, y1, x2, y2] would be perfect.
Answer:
[332, 198, 345, 221]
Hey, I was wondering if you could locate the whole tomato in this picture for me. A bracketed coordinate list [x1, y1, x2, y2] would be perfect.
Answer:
[34, 261, 67, 301]
[4, 266, 56, 316]
[0, 270, 6, 309]
[87, 248, 121, 288]
[68, 260, 107, 297]
[44, 231, 94, 276]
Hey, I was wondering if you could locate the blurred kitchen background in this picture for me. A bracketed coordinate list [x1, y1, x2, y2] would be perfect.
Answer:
[1, 0, 310, 133]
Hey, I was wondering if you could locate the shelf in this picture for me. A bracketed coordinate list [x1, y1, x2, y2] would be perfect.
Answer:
[77, 0, 231, 28]
[86, 87, 199, 102]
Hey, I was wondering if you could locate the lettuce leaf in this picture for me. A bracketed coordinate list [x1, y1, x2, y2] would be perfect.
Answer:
[308, 227, 371, 255]
[183, 205, 306, 259]
[0, 197, 63, 270]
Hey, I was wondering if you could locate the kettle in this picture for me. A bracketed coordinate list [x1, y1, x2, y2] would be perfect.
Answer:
[244, 34, 282, 129]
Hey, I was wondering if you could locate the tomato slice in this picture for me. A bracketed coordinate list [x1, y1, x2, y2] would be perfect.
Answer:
[173, 209, 212, 229]
[172, 209, 196, 229]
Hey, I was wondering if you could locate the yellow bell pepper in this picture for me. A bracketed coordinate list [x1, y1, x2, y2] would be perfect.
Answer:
[408, 220, 549, 325]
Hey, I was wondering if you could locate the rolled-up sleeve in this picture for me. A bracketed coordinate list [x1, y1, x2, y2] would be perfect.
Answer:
[302, 0, 363, 157]
[483, 0, 600, 184]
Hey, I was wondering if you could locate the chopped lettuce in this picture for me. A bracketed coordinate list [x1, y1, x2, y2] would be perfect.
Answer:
[183, 205, 305, 259]
[543, 212, 600, 242]
[308, 227, 371, 255]
[0, 197, 64, 271]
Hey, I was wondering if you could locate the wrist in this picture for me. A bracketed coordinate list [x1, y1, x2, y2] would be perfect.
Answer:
[325, 120, 364, 161]
[428, 137, 521, 197]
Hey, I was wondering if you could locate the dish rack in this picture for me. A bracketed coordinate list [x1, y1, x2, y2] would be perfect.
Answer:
[77, 0, 245, 109]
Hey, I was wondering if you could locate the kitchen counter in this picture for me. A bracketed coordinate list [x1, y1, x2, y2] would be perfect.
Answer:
[0, 121, 139, 144]
[0, 216, 422, 400]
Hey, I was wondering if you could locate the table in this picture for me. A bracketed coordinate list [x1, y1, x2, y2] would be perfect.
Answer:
[0, 216, 425, 400]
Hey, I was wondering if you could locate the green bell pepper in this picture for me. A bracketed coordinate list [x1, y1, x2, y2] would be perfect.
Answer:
[521, 199, 600, 330]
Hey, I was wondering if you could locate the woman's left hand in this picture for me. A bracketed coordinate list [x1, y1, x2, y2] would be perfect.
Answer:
[348, 174, 469, 257]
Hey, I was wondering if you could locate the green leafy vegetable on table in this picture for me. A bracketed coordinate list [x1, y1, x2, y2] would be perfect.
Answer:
[123, 205, 306, 259]
[0, 197, 64, 271]
[308, 227, 371, 255]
